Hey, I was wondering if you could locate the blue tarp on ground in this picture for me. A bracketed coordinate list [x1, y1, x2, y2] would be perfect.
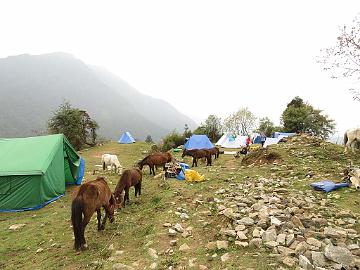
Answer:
[272, 132, 296, 138]
[175, 163, 190, 180]
[310, 180, 349, 192]
[184, 135, 214, 150]
[118, 132, 135, 144]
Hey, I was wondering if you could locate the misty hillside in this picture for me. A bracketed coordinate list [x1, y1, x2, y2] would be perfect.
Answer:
[0, 53, 196, 141]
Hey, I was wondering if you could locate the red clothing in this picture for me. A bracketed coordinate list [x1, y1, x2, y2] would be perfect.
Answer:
[246, 137, 250, 146]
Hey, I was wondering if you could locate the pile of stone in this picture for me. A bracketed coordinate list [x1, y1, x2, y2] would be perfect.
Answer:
[208, 177, 359, 269]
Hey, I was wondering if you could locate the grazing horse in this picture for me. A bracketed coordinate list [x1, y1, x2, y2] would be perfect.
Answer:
[102, 154, 122, 174]
[208, 147, 220, 159]
[344, 128, 360, 153]
[138, 152, 172, 175]
[182, 149, 212, 167]
[71, 177, 115, 251]
[114, 168, 143, 207]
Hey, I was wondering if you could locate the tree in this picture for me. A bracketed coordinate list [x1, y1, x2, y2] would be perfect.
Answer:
[183, 124, 192, 139]
[318, 15, 360, 100]
[257, 117, 276, 137]
[223, 108, 256, 135]
[281, 97, 335, 139]
[48, 101, 99, 150]
[192, 115, 222, 142]
[145, 135, 153, 143]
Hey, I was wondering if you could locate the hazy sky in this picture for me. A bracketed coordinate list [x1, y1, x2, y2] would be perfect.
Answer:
[1, 0, 360, 137]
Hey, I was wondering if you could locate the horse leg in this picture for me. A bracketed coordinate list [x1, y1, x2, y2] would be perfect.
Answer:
[80, 214, 91, 250]
[138, 182, 142, 196]
[152, 165, 155, 175]
[96, 209, 102, 231]
[135, 185, 138, 197]
[125, 187, 130, 203]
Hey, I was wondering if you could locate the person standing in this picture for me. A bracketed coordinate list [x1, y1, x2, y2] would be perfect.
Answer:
[260, 133, 266, 147]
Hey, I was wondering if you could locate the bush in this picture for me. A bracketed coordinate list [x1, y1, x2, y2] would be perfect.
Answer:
[160, 131, 186, 151]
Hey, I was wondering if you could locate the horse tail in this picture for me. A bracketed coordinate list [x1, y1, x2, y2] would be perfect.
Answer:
[71, 196, 84, 250]
[344, 131, 348, 146]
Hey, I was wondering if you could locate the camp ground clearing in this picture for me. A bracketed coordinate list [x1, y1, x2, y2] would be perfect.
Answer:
[1, 135, 360, 269]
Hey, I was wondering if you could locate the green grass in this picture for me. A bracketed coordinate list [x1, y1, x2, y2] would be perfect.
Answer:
[1, 138, 360, 269]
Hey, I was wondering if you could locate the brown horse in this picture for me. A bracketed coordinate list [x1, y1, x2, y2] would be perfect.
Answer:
[114, 168, 143, 207]
[138, 152, 172, 175]
[71, 177, 115, 251]
[182, 149, 212, 167]
[208, 147, 220, 159]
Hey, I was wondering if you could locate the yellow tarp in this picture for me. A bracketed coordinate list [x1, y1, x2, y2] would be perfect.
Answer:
[185, 169, 205, 182]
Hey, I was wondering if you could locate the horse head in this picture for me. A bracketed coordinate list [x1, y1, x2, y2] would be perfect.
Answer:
[181, 149, 187, 158]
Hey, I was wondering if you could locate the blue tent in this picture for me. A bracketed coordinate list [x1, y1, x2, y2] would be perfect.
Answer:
[118, 132, 135, 144]
[253, 135, 262, 144]
[272, 132, 296, 138]
[184, 135, 214, 150]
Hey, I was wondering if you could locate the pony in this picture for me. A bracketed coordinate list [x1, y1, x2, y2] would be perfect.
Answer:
[101, 154, 122, 174]
[182, 149, 212, 167]
[208, 147, 220, 159]
[114, 168, 143, 207]
[138, 152, 172, 175]
[71, 177, 115, 251]
[344, 128, 360, 153]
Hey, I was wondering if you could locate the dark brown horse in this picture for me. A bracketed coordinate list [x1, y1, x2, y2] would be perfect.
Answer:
[71, 177, 115, 251]
[114, 168, 143, 207]
[138, 152, 172, 175]
[182, 149, 212, 167]
[208, 147, 220, 159]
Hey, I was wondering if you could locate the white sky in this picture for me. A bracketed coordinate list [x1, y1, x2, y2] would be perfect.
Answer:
[1, 0, 360, 136]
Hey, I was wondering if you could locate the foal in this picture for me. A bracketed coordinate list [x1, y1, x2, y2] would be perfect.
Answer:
[114, 168, 143, 207]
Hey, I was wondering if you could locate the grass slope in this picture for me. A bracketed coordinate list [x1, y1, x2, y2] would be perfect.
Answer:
[1, 136, 360, 269]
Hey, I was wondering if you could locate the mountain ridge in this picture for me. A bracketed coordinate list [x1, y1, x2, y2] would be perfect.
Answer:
[0, 52, 197, 141]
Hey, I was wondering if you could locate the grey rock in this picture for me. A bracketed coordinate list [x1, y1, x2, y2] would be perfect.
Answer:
[276, 234, 286, 246]
[249, 238, 262, 248]
[299, 255, 314, 270]
[238, 217, 255, 226]
[286, 234, 295, 247]
[220, 228, 237, 237]
[311, 251, 327, 267]
[306, 238, 322, 248]
[282, 256, 297, 267]
[262, 228, 277, 242]
[324, 244, 353, 266]
[174, 223, 184, 233]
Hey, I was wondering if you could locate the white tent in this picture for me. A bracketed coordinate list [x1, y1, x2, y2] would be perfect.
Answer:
[221, 135, 248, 148]
[216, 132, 232, 146]
[263, 135, 286, 148]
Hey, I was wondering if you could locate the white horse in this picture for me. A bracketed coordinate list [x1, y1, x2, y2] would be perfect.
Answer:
[101, 154, 123, 174]
[344, 128, 360, 153]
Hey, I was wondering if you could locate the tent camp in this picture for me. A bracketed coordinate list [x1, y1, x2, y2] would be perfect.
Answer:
[184, 135, 214, 150]
[0, 134, 84, 212]
[118, 131, 135, 144]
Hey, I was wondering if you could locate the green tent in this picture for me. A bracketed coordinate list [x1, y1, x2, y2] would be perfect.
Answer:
[0, 134, 81, 212]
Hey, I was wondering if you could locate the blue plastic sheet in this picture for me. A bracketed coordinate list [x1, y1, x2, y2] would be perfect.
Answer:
[310, 180, 349, 192]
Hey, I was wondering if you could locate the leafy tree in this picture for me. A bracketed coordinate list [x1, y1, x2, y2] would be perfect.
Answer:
[48, 101, 98, 150]
[281, 97, 335, 139]
[145, 135, 153, 143]
[191, 115, 222, 142]
[318, 15, 360, 100]
[223, 108, 256, 135]
[183, 124, 192, 138]
[257, 117, 276, 137]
